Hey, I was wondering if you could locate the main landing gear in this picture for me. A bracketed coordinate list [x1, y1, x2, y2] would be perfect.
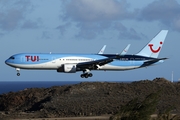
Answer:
[16, 68, 20, 76]
[80, 69, 93, 78]
[80, 73, 93, 78]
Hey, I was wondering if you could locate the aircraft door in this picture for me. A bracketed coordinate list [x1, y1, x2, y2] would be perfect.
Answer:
[52, 57, 56, 63]
[130, 58, 134, 65]
[21, 56, 25, 62]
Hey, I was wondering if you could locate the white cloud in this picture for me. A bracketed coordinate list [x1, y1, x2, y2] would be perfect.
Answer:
[59, 0, 180, 40]
[65, 0, 131, 22]
[22, 20, 39, 29]
[61, 0, 140, 40]
[0, 0, 33, 31]
[173, 16, 180, 30]
[0, 9, 23, 31]
[42, 31, 52, 39]
[56, 22, 72, 35]
[139, 0, 180, 31]
[113, 22, 143, 40]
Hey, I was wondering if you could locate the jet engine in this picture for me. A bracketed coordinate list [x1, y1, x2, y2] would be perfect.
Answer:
[57, 64, 76, 73]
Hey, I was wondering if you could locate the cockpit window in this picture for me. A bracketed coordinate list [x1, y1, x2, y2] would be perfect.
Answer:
[9, 56, 15, 59]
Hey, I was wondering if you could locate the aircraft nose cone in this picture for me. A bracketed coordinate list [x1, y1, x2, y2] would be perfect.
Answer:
[5, 59, 10, 65]
[5, 59, 8, 64]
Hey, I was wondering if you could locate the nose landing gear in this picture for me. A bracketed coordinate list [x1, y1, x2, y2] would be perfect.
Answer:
[16, 68, 20, 76]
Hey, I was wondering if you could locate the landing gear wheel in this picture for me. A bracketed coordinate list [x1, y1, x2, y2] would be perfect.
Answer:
[17, 73, 20, 76]
[84, 74, 89, 78]
[80, 74, 84, 78]
[88, 73, 93, 77]
[80, 73, 93, 78]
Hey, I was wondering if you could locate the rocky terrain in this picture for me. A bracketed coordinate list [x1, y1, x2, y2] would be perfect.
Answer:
[0, 78, 180, 119]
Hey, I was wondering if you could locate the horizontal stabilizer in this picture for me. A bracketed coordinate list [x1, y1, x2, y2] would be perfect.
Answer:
[141, 58, 168, 67]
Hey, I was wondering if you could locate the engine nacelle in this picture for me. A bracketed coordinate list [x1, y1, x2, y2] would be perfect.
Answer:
[57, 64, 76, 73]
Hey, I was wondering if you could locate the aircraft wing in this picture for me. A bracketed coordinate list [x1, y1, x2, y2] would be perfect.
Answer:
[141, 58, 168, 67]
[77, 56, 117, 70]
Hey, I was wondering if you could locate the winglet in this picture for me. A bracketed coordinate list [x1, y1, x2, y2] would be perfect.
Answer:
[136, 30, 168, 58]
[98, 45, 106, 54]
[121, 44, 131, 55]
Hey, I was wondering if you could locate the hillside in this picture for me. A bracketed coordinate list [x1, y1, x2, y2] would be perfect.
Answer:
[0, 78, 180, 119]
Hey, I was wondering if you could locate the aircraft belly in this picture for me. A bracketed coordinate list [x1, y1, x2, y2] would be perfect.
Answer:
[98, 61, 143, 71]
[99, 64, 139, 71]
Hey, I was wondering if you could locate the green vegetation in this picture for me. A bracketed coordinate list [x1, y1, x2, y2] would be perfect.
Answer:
[110, 91, 180, 120]
[155, 107, 180, 120]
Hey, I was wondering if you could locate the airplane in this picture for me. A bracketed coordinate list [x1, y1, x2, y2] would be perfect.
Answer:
[5, 30, 168, 78]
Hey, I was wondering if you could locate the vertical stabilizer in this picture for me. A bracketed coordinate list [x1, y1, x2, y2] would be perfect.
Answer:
[136, 30, 168, 58]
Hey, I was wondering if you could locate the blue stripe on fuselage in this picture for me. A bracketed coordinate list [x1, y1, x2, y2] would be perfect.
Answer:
[7, 53, 107, 64]
[6, 53, 156, 66]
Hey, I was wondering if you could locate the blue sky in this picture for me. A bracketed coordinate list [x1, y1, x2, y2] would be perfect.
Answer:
[1, 0, 180, 81]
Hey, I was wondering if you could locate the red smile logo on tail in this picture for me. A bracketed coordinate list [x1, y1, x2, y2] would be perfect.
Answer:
[148, 41, 163, 53]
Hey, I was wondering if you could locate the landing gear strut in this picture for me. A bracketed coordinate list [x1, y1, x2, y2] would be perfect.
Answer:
[16, 68, 20, 76]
